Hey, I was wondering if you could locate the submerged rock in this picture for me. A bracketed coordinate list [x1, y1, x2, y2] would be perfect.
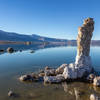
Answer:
[93, 77, 100, 86]
[90, 94, 99, 100]
[8, 91, 15, 97]
[19, 73, 41, 82]
[44, 74, 65, 83]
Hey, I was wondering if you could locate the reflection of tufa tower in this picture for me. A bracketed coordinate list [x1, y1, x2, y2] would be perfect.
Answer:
[75, 18, 94, 67]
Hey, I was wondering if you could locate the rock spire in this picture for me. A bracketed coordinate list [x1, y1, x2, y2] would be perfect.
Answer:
[63, 18, 94, 79]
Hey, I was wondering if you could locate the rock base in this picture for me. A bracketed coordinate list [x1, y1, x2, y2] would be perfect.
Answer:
[63, 55, 93, 80]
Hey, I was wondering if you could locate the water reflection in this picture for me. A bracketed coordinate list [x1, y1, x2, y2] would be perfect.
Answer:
[62, 82, 100, 100]
[0, 44, 67, 55]
[0, 45, 100, 100]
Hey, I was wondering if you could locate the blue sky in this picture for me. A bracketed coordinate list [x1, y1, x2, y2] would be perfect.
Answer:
[0, 0, 100, 40]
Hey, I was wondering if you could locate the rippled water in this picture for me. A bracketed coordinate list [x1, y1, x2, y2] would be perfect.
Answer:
[0, 45, 100, 100]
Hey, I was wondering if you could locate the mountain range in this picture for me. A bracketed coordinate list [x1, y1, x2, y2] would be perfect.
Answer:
[0, 30, 68, 42]
[0, 30, 100, 46]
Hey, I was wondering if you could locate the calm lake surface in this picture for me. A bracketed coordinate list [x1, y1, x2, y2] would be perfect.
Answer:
[0, 45, 100, 100]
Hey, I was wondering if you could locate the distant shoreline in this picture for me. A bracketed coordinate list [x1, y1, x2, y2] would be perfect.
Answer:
[0, 40, 100, 46]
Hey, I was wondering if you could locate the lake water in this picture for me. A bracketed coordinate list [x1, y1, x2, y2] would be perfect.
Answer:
[0, 45, 100, 100]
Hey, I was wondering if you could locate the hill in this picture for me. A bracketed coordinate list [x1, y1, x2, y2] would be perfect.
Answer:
[0, 30, 100, 46]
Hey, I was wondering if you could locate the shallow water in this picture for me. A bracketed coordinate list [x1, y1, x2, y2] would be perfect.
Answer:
[0, 46, 100, 100]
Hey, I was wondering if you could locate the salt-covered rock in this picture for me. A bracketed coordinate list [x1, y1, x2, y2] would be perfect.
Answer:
[39, 73, 45, 77]
[87, 74, 95, 83]
[56, 64, 67, 74]
[44, 74, 65, 83]
[63, 63, 77, 79]
[45, 69, 56, 76]
[38, 69, 45, 77]
[7, 47, 14, 53]
[19, 75, 34, 82]
[19, 74, 41, 82]
[93, 77, 100, 86]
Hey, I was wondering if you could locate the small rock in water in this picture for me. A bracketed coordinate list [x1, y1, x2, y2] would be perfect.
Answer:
[90, 94, 99, 100]
[19, 50, 22, 52]
[31, 73, 39, 79]
[53, 86, 59, 90]
[30, 50, 34, 53]
[19, 73, 43, 82]
[93, 77, 100, 86]
[87, 74, 95, 83]
[31, 73, 43, 81]
[19, 74, 34, 82]
[7, 47, 14, 53]
[45, 66, 51, 70]
[0, 49, 4, 52]
[8, 91, 15, 97]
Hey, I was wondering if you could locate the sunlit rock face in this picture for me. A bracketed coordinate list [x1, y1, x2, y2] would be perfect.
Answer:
[76, 18, 94, 57]
[75, 18, 94, 66]
[63, 18, 94, 79]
